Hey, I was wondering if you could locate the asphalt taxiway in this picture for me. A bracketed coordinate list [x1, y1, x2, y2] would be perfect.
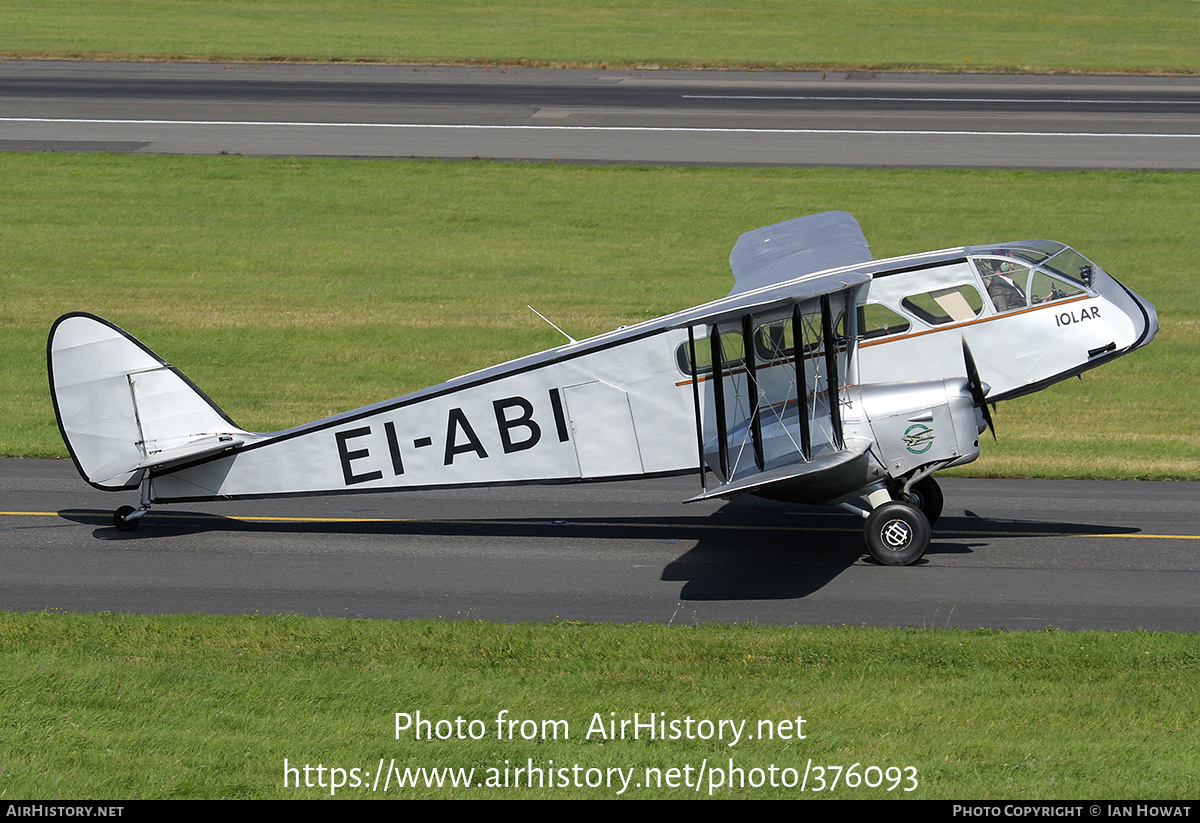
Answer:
[2, 459, 1196, 630]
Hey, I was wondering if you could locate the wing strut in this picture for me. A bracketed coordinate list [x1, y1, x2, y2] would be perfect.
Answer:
[741, 314, 765, 471]
[687, 326, 707, 490]
[821, 294, 845, 450]
[792, 303, 812, 460]
[709, 324, 731, 481]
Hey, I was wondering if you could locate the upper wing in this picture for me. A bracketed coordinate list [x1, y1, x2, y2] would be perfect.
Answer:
[728, 211, 873, 297]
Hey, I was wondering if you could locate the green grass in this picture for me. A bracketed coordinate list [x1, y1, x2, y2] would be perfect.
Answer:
[1, 612, 1197, 799]
[4, 154, 1197, 478]
[3, 0, 1200, 74]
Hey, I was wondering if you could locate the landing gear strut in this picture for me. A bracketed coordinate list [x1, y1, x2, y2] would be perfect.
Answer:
[896, 475, 943, 526]
[112, 473, 152, 531]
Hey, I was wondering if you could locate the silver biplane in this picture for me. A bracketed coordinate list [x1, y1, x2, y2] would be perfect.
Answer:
[48, 212, 1157, 565]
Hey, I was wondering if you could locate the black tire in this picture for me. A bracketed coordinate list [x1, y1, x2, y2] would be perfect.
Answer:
[113, 505, 139, 531]
[904, 476, 944, 527]
[864, 501, 930, 566]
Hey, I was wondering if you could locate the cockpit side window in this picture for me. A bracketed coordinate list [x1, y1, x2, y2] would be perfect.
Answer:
[1030, 270, 1086, 304]
[973, 255, 1088, 313]
[1041, 248, 1098, 287]
[975, 258, 1031, 313]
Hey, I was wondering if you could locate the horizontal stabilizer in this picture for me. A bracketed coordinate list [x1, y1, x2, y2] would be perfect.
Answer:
[48, 313, 250, 490]
[95, 435, 247, 483]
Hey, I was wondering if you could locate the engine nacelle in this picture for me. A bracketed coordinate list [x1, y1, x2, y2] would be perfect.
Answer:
[859, 379, 982, 479]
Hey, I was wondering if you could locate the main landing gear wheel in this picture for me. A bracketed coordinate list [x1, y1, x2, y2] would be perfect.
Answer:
[864, 501, 930, 566]
[113, 505, 140, 531]
[901, 476, 943, 527]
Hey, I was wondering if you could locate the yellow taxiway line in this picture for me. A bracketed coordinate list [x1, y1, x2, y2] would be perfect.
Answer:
[3, 511, 1199, 539]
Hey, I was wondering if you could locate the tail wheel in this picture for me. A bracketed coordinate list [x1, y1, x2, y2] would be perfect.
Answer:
[864, 501, 930, 566]
[113, 505, 140, 531]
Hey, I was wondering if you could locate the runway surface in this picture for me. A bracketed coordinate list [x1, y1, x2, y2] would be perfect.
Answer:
[3, 60, 1200, 168]
[2, 459, 1197, 630]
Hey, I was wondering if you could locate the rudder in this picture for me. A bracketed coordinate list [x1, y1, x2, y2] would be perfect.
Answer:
[48, 313, 247, 490]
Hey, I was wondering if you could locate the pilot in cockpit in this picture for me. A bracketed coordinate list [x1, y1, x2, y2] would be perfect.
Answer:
[983, 257, 1027, 312]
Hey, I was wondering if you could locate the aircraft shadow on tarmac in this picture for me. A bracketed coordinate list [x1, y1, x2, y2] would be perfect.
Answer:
[663, 513, 1141, 601]
[57, 506, 1138, 602]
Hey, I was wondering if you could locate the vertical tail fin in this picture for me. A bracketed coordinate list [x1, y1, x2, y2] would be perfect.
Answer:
[48, 313, 248, 489]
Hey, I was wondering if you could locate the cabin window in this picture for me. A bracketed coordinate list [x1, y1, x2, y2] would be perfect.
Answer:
[752, 307, 850, 361]
[756, 319, 793, 358]
[676, 331, 745, 375]
[900, 285, 984, 325]
[858, 303, 911, 340]
[753, 319, 819, 361]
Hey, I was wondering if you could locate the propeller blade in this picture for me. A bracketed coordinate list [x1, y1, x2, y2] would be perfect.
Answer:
[962, 339, 996, 439]
[980, 395, 996, 440]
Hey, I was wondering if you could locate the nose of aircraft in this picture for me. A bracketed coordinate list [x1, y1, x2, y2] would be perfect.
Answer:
[1133, 291, 1159, 350]
[1118, 282, 1158, 352]
[1098, 269, 1158, 353]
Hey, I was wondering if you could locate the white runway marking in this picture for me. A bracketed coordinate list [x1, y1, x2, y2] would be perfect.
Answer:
[682, 94, 1200, 106]
[2, 116, 1198, 140]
